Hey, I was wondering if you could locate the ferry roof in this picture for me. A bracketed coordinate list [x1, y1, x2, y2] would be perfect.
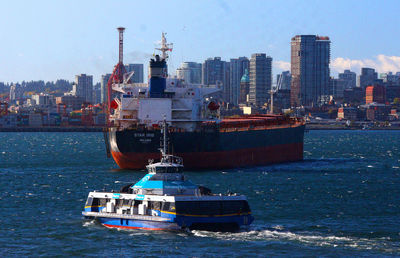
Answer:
[131, 173, 197, 190]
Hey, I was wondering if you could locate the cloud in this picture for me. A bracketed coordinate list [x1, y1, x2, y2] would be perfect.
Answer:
[331, 55, 400, 74]
[274, 60, 290, 71]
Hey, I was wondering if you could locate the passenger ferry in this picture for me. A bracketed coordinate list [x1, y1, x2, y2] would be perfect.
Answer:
[83, 120, 254, 231]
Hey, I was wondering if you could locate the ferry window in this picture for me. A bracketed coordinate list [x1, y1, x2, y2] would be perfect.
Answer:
[156, 167, 167, 173]
[152, 202, 161, 210]
[176, 201, 222, 215]
[161, 202, 175, 211]
[162, 202, 170, 211]
[85, 197, 94, 206]
[100, 198, 108, 206]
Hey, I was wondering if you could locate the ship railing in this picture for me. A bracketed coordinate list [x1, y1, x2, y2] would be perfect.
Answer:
[218, 121, 304, 132]
[162, 154, 183, 165]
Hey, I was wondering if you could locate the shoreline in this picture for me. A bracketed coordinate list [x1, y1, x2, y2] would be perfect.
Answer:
[0, 127, 103, 132]
[306, 124, 400, 130]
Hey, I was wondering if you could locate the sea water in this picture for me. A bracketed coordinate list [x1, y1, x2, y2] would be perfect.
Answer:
[0, 130, 399, 256]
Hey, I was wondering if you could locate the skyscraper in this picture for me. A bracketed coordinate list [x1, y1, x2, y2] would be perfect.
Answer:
[358, 68, 378, 88]
[101, 74, 112, 104]
[75, 74, 93, 103]
[176, 62, 202, 84]
[248, 53, 272, 106]
[229, 57, 249, 105]
[202, 57, 229, 101]
[338, 69, 356, 89]
[125, 64, 144, 83]
[290, 35, 331, 107]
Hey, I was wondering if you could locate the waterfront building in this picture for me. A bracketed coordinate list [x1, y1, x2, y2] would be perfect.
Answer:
[358, 68, 378, 88]
[239, 69, 250, 104]
[338, 70, 357, 89]
[56, 95, 86, 110]
[31, 94, 52, 106]
[176, 62, 202, 84]
[100, 74, 112, 104]
[125, 64, 144, 83]
[362, 103, 391, 121]
[290, 35, 331, 107]
[337, 107, 358, 120]
[366, 85, 386, 104]
[249, 53, 272, 107]
[343, 87, 364, 105]
[75, 74, 93, 103]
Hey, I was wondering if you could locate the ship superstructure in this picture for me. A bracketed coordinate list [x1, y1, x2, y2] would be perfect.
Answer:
[108, 32, 221, 132]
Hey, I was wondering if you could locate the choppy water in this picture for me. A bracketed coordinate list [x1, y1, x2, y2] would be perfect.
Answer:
[0, 130, 399, 257]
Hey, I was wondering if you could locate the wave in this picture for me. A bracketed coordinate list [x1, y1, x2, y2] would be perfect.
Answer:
[191, 224, 400, 254]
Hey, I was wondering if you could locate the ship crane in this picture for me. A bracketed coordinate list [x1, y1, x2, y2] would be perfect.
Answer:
[107, 27, 130, 114]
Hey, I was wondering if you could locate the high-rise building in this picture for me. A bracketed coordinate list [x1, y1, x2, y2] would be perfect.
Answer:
[338, 70, 357, 89]
[75, 74, 93, 103]
[101, 74, 112, 104]
[290, 35, 331, 107]
[248, 53, 272, 106]
[9, 84, 23, 102]
[330, 78, 346, 99]
[176, 62, 202, 84]
[229, 57, 249, 105]
[380, 72, 400, 86]
[358, 68, 378, 88]
[202, 57, 229, 101]
[276, 71, 291, 90]
[93, 82, 101, 104]
[125, 64, 144, 83]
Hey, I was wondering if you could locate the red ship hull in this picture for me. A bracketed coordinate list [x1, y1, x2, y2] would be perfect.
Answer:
[109, 115, 305, 170]
[111, 142, 303, 170]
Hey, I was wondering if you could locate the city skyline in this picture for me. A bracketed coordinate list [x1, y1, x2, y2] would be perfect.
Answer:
[0, 0, 400, 83]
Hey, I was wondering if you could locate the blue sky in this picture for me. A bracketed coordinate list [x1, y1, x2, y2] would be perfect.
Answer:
[0, 0, 399, 83]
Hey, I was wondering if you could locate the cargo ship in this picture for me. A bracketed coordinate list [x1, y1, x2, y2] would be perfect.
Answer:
[105, 29, 305, 170]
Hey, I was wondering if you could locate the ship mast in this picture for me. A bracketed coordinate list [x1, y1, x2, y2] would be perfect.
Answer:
[160, 117, 168, 159]
[156, 32, 173, 60]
